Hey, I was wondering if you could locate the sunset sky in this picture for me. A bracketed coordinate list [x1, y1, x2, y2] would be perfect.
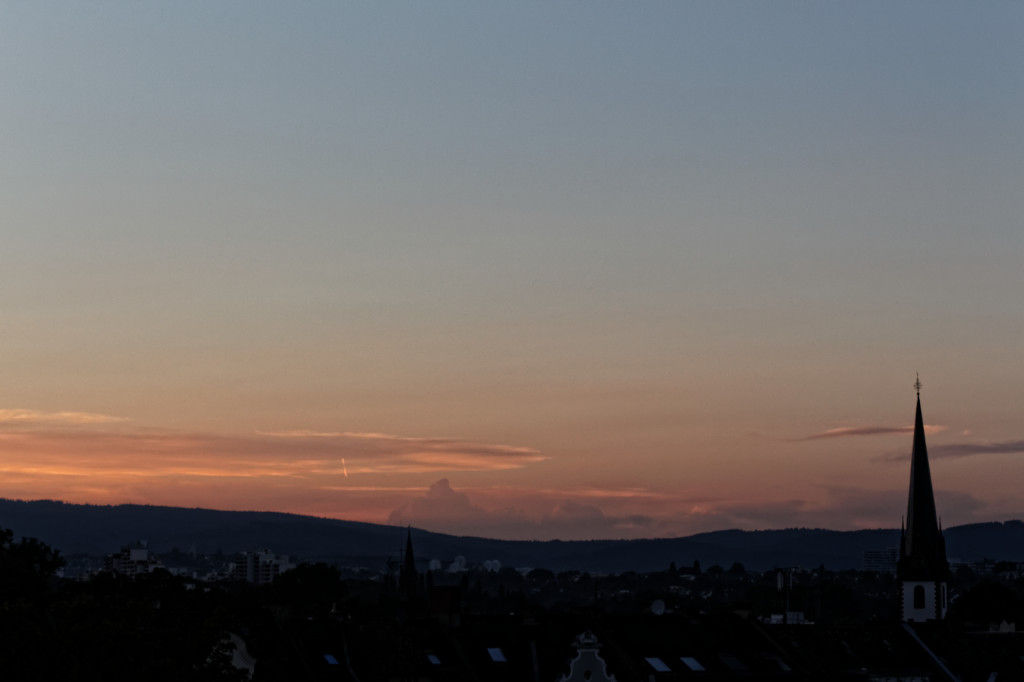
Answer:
[2, 3, 1022, 541]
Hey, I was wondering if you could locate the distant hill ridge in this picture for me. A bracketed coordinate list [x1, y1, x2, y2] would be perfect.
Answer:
[2, 498, 1022, 573]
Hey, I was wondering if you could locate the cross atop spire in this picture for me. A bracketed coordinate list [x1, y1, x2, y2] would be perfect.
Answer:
[914, 372, 922, 396]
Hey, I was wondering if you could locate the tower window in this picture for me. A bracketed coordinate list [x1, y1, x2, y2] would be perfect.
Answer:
[913, 585, 925, 609]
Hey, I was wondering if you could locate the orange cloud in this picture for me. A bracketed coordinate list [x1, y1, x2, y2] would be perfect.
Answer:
[0, 425, 543, 474]
[0, 409, 130, 425]
[795, 424, 947, 441]
[0, 419, 545, 517]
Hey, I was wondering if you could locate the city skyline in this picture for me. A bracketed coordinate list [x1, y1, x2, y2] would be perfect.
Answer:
[2, 3, 1022, 540]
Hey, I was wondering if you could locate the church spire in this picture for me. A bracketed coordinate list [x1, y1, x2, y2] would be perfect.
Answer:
[898, 376, 949, 621]
[400, 527, 418, 599]
[904, 386, 941, 563]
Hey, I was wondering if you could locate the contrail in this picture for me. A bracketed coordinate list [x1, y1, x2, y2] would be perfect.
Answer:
[342, 457, 348, 477]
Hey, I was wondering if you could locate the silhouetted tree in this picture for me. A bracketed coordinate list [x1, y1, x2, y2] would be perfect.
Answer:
[527, 567, 556, 583]
[270, 562, 345, 615]
[952, 580, 1024, 626]
[0, 527, 64, 603]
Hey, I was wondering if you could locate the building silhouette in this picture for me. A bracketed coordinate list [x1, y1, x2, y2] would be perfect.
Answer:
[558, 630, 618, 682]
[400, 527, 418, 600]
[862, 547, 899, 574]
[231, 549, 293, 584]
[897, 378, 949, 622]
[103, 540, 164, 577]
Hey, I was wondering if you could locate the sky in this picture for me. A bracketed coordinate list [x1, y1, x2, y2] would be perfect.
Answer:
[1, 2, 1022, 541]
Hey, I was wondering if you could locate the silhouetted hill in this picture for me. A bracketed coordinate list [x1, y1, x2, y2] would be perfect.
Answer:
[2, 499, 1022, 573]
[943, 521, 1024, 563]
[685, 528, 902, 569]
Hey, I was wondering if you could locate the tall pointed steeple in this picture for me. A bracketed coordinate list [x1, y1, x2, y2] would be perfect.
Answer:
[400, 527, 418, 599]
[904, 389, 942, 567]
[898, 375, 948, 621]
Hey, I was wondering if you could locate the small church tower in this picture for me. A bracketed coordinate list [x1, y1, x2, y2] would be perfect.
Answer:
[897, 375, 949, 622]
[399, 527, 418, 600]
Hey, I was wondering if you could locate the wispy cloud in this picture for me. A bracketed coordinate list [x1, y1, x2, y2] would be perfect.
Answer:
[0, 425, 543, 474]
[533, 487, 670, 500]
[875, 439, 1024, 463]
[930, 440, 1024, 459]
[259, 430, 545, 471]
[0, 408, 130, 425]
[795, 424, 946, 441]
[0, 419, 548, 499]
[0, 421, 546, 516]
